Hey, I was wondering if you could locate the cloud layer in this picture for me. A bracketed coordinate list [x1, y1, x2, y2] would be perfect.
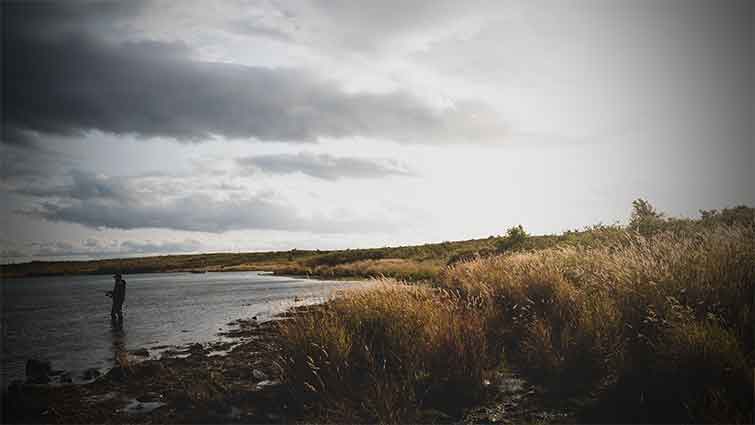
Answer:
[237, 152, 413, 180]
[2, 238, 202, 259]
[15, 171, 391, 234]
[2, 3, 505, 146]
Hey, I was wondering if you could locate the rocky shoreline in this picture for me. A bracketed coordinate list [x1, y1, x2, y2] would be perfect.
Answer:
[2, 316, 293, 424]
[3, 305, 581, 425]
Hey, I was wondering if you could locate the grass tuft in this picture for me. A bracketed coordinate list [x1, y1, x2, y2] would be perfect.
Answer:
[276, 281, 491, 423]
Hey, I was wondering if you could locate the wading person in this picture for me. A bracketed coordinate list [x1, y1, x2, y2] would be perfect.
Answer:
[106, 273, 127, 325]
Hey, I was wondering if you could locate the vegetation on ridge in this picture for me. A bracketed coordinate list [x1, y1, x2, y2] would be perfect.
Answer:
[274, 201, 754, 423]
[4, 202, 752, 283]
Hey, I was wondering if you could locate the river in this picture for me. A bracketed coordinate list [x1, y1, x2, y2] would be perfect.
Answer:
[1, 271, 355, 386]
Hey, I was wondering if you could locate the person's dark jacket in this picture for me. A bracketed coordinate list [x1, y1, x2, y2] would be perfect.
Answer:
[112, 279, 126, 304]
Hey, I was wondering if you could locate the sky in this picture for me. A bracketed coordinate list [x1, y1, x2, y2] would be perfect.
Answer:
[1, 0, 753, 262]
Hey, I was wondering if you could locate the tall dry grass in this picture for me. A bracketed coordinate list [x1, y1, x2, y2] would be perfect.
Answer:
[440, 224, 754, 422]
[276, 281, 491, 423]
[274, 224, 753, 423]
[314, 259, 440, 281]
[274, 258, 441, 281]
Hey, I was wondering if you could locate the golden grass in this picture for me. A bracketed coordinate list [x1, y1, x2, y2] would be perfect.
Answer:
[440, 224, 754, 422]
[313, 258, 440, 281]
[276, 281, 490, 423]
[271, 258, 441, 282]
[276, 224, 754, 423]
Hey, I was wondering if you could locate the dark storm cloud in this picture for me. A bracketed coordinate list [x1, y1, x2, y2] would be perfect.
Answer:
[2, 2, 505, 146]
[237, 152, 414, 180]
[0, 141, 76, 183]
[14, 170, 134, 201]
[3, 1, 143, 39]
[4, 238, 202, 259]
[25, 195, 298, 233]
[1, 128, 40, 147]
[15, 170, 390, 233]
[24, 196, 388, 233]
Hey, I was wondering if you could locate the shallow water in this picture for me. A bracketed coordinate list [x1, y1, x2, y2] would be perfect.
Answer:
[1, 271, 353, 386]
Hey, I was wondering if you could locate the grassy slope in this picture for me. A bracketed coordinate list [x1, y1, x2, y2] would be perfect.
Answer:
[1, 251, 319, 278]
[5, 204, 750, 282]
[1, 233, 535, 279]
[276, 204, 754, 423]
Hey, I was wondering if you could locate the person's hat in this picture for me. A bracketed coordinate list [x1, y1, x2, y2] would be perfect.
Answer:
[113, 273, 122, 278]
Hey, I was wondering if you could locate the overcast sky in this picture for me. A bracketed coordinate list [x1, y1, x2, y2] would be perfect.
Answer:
[2, 0, 753, 262]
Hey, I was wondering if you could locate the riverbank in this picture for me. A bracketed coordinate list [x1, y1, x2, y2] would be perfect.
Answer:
[2, 317, 290, 424]
[1, 271, 355, 388]
[1, 305, 583, 425]
[4, 203, 753, 423]
[0, 241, 479, 280]
[5, 240, 754, 424]
[270, 223, 754, 423]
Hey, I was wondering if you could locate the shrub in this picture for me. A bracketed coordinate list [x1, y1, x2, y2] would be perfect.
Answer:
[495, 225, 529, 253]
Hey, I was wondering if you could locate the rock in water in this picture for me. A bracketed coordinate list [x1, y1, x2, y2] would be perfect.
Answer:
[255, 379, 280, 391]
[131, 348, 149, 357]
[252, 369, 268, 380]
[121, 399, 166, 415]
[25, 359, 52, 383]
[59, 372, 73, 384]
[136, 392, 163, 403]
[105, 366, 128, 382]
[81, 368, 101, 380]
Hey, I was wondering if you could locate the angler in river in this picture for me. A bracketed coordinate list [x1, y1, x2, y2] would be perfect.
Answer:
[106, 273, 127, 327]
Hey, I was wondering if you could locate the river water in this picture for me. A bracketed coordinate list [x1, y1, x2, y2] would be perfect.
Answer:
[1, 271, 355, 386]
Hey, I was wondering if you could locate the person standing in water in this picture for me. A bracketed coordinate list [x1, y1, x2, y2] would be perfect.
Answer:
[106, 273, 127, 325]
